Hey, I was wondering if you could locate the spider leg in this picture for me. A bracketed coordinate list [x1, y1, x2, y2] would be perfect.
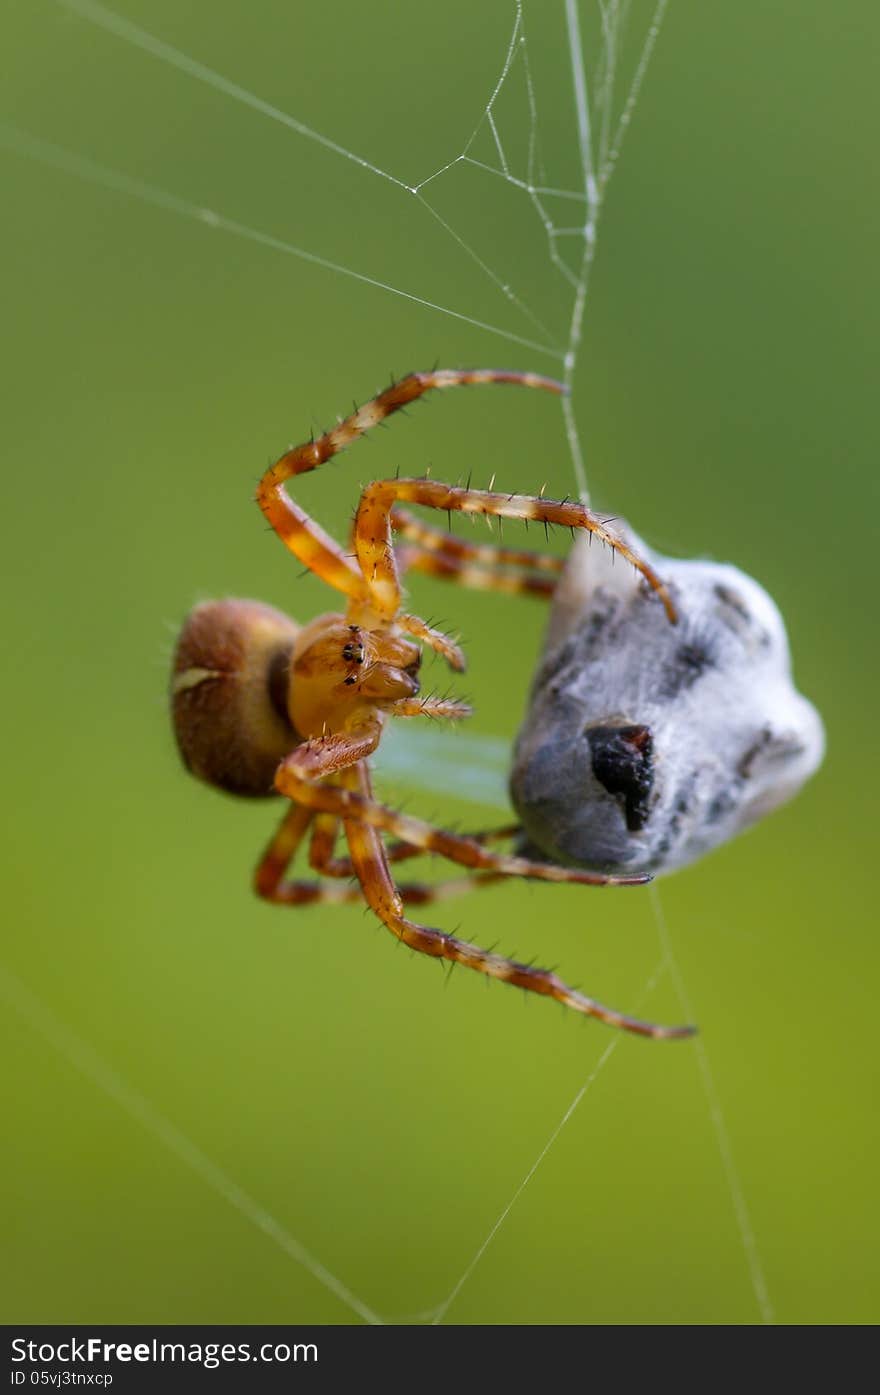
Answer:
[255, 726, 381, 906]
[309, 813, 518, 878]
[396, 612, 466, 672]
[254, 802, 501, 907]
[388, 696, 473, 721]
[392, 506, 566, 573]
[340, 764, 693, 1039]
[396, 544, 557, 600]
[309, 812, 508, 902]
[309, 812, 428, 877]
[254, 801, 363, 905]
[257, 368, 563, 600]
[394, 509, 556, 597]
[394, 504, 563, 600]
[354, 480, 676, 624]
[307, 813, 347, 874]
[256, 475, 364, 601]
[275, 748, 648, 888]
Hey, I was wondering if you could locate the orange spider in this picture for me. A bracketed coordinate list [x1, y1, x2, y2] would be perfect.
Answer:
[171, 369, 693, 1039]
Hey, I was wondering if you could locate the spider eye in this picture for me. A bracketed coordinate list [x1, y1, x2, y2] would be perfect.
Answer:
[586, 723, 654, 832]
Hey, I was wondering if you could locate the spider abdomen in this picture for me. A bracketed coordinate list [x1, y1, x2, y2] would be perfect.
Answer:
[171, 599, 300, 797]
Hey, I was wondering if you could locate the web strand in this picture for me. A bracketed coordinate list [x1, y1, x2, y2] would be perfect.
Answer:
[43, 0, 671, 463]
[649, 886, 775, 1324]
[601, 0, 670, 189]
[0, 122, 560, 361]
[430, 956, 670, 1324]
[565, 0, 599, 207]
[0, 963, 385, 1325]
[56, 0, 411, 193]
[459, 2, 523, 163]
[55, 0, 559, 354]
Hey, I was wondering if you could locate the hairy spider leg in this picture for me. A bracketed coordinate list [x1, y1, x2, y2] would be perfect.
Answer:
[396, 543, 558, 599]
[354, 480, 676, 624]
[340, 764, 693, 1040]
[262, 703, 691, 1034]
[388, 696, 473, 720]
[308, 813, 504, 904]
[309, 812, 517, 879]
[391, 506, 562, 599]
[394, 612, 466, 672]
[254, 794, 503, 909]
[392, 505, 566, 572]
[274, 731, 650, 889]
[256, 369, 566, 606]
[253, 801, 357, 906]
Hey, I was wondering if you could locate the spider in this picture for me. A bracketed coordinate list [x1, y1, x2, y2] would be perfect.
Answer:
[170, 368, 693, 1040]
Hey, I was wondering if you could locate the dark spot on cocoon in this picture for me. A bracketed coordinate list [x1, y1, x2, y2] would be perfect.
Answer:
[587, 723, 654, 832]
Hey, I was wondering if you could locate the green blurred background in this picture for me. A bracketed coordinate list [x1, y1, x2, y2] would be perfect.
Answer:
[2, 0, 877, 1325]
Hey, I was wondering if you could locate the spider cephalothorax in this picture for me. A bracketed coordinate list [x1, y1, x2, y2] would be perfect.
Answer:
[288, 619, 424, 737]
[172, 369, 692, 1039]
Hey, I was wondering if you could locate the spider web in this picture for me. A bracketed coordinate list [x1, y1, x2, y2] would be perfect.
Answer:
[2, 0, 668, 504]
[1, 0, 773, 1325]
